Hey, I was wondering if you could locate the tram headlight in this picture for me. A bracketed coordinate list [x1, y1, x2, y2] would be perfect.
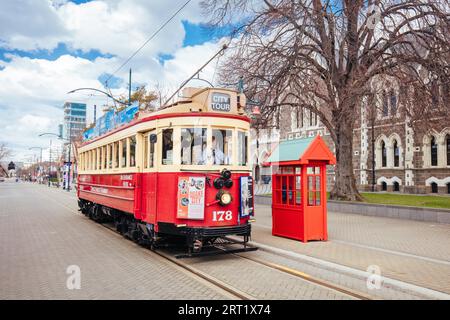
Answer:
[214, 178, 224, 189]
[224, 179, 233, 188]
[221, 169, 232, 180]
[216, 190, 232, 206]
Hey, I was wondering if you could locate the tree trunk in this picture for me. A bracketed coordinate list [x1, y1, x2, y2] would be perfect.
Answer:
[330, 112, 363, 201]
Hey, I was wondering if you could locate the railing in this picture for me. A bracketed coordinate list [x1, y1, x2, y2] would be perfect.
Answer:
[254, 183, 272, 196]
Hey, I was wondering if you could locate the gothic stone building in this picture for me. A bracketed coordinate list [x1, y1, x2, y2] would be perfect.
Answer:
[250, 100, 450, 194]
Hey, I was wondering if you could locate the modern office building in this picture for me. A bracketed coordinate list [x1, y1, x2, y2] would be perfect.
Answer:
[63, 102, 87, 141]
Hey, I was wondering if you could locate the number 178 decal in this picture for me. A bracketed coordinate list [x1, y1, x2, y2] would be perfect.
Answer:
[212, 210, 233, 222]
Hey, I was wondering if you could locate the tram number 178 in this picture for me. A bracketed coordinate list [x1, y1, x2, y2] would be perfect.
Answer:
[212, 210, 233, 222]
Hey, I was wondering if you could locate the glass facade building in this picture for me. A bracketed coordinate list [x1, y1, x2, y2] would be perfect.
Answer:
[63, 102, 87, 141]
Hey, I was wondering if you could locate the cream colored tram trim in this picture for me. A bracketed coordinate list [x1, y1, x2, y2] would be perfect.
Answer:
[78, 117, 250, 175]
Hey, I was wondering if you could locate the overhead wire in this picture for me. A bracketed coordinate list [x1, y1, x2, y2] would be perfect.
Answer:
[104, 0, 192, 87]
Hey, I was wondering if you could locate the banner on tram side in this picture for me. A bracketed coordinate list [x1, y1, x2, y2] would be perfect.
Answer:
[83, 104, 139, 141]
[177, 177, 206, 220]
[239, 176, 254, 217]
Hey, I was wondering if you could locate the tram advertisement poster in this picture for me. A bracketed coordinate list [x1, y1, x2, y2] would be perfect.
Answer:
[177, 177, 206, 220]
[239, 176, 254, 217]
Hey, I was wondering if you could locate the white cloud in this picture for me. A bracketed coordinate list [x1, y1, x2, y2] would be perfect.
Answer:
[0, 0, 206, 56]
[0, 0, 68, 51]
[0, 0, 229, 161]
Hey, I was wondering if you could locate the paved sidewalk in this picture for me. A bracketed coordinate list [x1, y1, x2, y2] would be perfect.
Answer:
[252, 204, 450, 295]
[0, 183, 232, 299]
[9, 182, 449, 299]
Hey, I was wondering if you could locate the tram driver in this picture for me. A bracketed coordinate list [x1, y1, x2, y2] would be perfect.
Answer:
[200, 136, 226, 165]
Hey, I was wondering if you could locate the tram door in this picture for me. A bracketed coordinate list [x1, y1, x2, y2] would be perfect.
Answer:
[141, 131, 158, 224]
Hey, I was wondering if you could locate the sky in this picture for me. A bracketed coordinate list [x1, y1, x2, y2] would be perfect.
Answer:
[0, 0, 230, 163]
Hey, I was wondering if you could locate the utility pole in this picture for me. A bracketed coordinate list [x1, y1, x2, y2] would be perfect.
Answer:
[48, 139, 52, 187]
[67, 124, 72, 192]
[129, 68, 132, 106]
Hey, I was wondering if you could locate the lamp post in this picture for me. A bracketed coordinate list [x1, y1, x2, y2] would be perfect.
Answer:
[29, 147, 43, 183]
[39, 132, 71, 191]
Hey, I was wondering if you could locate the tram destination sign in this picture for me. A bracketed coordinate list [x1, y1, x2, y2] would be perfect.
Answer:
[211, 93, 231, 112]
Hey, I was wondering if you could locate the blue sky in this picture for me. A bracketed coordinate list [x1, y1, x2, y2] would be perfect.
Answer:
[0, 21, 225, 64]
[0, 0, 233, 161]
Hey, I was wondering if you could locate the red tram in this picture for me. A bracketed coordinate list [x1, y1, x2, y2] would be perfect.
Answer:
[77, 87, 256, 256]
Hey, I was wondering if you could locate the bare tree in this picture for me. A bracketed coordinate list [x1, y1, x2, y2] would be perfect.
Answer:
[202, 0, 449, 200]
[0, 143, 12, 162]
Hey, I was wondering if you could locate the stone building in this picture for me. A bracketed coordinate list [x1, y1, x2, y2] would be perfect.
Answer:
[250, 96, 450, 195]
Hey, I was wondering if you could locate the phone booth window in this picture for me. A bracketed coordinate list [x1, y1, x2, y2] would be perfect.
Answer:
[307, 166, 321, 206]
[273, 166, 301, 207]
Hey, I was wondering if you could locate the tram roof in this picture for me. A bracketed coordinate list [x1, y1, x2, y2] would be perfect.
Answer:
[80, 87, 250, 147]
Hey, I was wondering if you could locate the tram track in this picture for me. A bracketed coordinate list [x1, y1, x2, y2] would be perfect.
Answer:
[100, 220, 369, 300]
[41, 186, 371, 300]
[230, 252, 373, 300]
[99, 222, 255, 300]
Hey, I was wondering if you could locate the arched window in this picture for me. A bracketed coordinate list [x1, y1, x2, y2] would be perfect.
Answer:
[446, 135, 450, 166]
[390, 90, 397, 115]
[381, 141, 387, 167]
[393, 140, 399, 167]
[393, 181, 400, 192]
[255, 165, 260, 183]
[381, 181, 387, 191]
[431, 136, 438, 166]
[382, 92, 389, 116]
[430, 182, 438, 193]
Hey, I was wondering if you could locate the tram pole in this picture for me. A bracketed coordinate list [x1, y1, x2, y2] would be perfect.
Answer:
[163, 44, 228, 106]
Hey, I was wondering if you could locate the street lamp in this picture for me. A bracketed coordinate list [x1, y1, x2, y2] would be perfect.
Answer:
[39, 132, 72, 191]
[29, 147, 44, 183]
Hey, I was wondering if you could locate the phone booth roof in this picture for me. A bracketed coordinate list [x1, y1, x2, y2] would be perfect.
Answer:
[264, 135, 336, 166]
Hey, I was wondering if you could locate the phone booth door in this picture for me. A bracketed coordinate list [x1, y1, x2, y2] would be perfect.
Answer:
[304, 164, 327, 240]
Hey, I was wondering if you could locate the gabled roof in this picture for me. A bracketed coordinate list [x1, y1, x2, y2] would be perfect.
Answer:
[265, 135, 336, 166]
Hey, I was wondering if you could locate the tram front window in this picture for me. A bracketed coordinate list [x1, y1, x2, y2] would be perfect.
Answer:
[181, 128, 207, 165]
[212, 129, 232, 165]
[162, 129, 173, 165]
[238, 131, 248, 166]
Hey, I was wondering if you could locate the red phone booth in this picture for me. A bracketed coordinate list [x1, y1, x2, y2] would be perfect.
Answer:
[265, 136, 336, 242]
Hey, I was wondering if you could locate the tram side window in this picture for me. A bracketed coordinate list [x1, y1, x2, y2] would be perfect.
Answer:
[96, 148, 100, 170]
[121, 139, 127, 168]
[101, 146, 106, 170]
[93, 149, 98, 170]
[88, 151, 92, 170]
[238, 131, 248, 166]
[162, 129, 173, 165]
[107, 144, 112, 169]
[144, 132, 156, 169]
[212, 129, 232, 165]
[181, 128, 207, 165]
[129, 136, 136, 167]
[113, 141, 119, 168]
